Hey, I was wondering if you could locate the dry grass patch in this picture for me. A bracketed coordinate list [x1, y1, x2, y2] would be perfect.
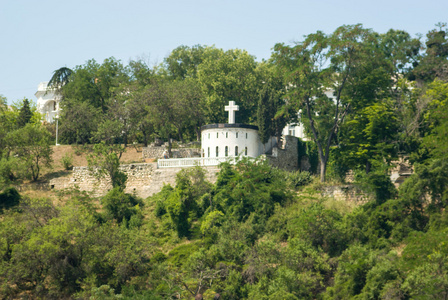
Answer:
[51, 144, 145, 172]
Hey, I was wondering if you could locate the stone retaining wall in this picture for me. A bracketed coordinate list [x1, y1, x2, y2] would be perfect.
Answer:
[14, 182, 50, 192]
[49, 163, 219, 198]
[142, 146, 201, 159]
[322, 185, 371, 203]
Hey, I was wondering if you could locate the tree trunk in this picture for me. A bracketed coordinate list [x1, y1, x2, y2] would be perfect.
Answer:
[320, 157, 327, 182]
[196, 127, 201, 142]
[366, 160, 371, 174]
[168, 134, 172, 157]
[123, 132, 128, 148]
[143, 134, 148, 147]
[177, 128, 184, 144]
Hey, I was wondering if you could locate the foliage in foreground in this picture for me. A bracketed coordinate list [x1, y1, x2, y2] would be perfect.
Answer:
[0, 155, 447, 299]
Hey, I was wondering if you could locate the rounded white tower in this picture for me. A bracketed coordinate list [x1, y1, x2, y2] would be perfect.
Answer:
[200, 101, 276, 159]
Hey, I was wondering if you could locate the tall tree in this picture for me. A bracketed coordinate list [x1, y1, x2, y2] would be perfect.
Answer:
[47, 67, 73, 92]
[164, 45, 206, 79]
[197, 47, 260, 124]
[58, 58, 129, 143]
[17, 98, 32, 128]
[126, 86, 155, 147]
[411, 23, 448, 84]
[272, 24, 388, 181]
[142, 79, 179, 155]
[256, 63, 290, 144]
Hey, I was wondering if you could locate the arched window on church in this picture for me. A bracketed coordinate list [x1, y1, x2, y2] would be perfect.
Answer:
[246, 133, 248, 139]
[216, 146, 219, 157]
[225, 146, 228, 157]
[208, 147, 210, 157]
[235, 146, 238, 156]
[226, 132, 228, 138]
[245, 147, 247, 155]
[236, 132, 238, 138]
[217, 132, 219, 138]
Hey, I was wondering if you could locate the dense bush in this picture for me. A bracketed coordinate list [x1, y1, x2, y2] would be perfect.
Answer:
[0, 187, 20, 213]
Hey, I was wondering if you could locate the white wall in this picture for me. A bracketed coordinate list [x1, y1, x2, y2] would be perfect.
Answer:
[201, 127, 275, 158]
[35, 82, 61, 123]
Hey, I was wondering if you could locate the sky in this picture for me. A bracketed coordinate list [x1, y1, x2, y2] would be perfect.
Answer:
[1, 0, 447, 104]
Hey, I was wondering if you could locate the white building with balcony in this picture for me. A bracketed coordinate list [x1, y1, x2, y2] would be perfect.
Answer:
[35, 81, 61, 123]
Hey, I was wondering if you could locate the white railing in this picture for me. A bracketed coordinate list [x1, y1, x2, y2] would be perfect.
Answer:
[157, 156, 250, 168]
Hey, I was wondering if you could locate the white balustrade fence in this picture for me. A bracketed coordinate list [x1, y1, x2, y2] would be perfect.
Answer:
[157, 156, 253, 168]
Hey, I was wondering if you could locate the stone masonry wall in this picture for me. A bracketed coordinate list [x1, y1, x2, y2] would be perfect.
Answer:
[49, 163, 219, 199]
[51, 163, 156, 197]
[322, 185, 371, 203]
[266, 135, 299, 171]
[142, 146, 201, 159]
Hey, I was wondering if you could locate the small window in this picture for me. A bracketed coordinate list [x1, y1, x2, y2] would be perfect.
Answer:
[246, 133, 248, 139]
[245, 147, 248, 155]
[236, 132, 238, 138]
[208, 147, 210, 157]
[216, 146, 219, 157]
[217, 132, 219, 138]
[225, 146, 228, 156]
[208, 133, 210, 139]
[235, 146, 238, 156]
[226, 132, 228, 138]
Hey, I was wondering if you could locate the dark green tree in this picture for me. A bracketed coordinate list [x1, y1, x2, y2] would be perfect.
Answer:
[257, 89, 271, 144]
[256, 63, 289, 144]
[59, 101, 100, 144]
[411, 23, 448, 83]
[17, 98, 32, 128]
[165, 167, 211, 238]
[101, 187, 143, 225]
[47, 66, 73, 91]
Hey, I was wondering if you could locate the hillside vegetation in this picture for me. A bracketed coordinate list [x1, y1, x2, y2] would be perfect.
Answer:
[0, 23, 448, 299]
[0, 155, 447, 299]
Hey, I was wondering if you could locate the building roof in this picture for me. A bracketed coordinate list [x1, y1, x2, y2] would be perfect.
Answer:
[201, 123, 259, 131]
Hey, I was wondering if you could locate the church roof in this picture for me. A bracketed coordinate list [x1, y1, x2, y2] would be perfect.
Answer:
[201, 123, 258, 131]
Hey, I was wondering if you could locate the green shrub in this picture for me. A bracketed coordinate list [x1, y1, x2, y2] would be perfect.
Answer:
[73, 145, 83, 156]
[0, 187, 21, 213]
[167, 242, 200, 267]
[61, 153, 74, 170]
[288, 170, 312, 188]
[102, 187, 144, 225]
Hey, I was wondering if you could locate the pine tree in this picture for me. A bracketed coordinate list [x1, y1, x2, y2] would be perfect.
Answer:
[257, 88, 273, 144]
[17, 98, 32, 128]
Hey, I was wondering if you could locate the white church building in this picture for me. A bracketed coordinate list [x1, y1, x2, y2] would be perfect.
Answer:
[157, 101, 298, 169]
[35, 82, 61, 123]
[200, 101, 277, 159]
